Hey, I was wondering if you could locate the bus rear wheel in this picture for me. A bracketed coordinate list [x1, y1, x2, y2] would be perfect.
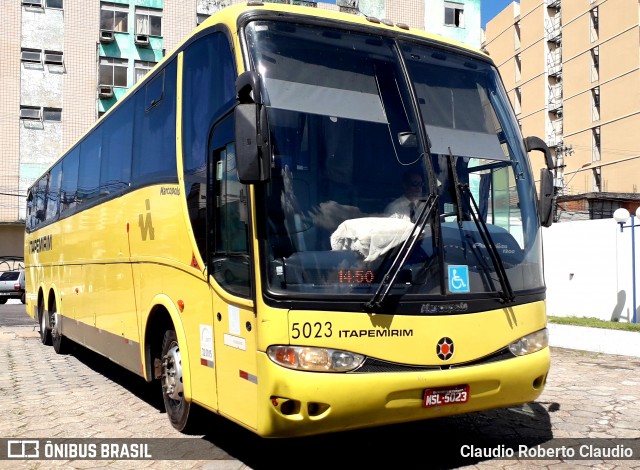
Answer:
[160, 329, 201, 433]
[50, 302, 67, 354]
[38, 301, 52, 346]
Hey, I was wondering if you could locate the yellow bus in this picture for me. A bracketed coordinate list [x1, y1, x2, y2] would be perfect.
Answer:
[25, 1, 556, 438]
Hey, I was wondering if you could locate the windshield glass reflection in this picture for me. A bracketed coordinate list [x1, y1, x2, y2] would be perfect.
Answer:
[245, 21, 544, 301]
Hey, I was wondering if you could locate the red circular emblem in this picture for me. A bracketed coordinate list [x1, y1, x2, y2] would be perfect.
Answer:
[436, 337, 454, 360]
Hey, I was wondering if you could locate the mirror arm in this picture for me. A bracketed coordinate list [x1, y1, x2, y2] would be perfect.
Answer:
[524, 136, 554, 170]
[236, 71, 262, 105]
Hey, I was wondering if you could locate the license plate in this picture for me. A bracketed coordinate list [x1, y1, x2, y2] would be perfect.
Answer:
[423, 385, 470, 408]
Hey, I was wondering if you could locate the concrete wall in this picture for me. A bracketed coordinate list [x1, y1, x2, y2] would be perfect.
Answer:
[543, 216, 640, 323]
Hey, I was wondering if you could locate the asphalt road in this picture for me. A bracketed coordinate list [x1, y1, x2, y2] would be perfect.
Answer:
[0, 302, 31, 327]
[1, 302, 639, 469]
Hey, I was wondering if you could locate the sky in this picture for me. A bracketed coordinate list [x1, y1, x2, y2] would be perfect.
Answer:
[481, 0, 516, 29]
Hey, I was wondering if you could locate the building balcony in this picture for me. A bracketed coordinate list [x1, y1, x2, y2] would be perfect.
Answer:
[548, 63, 562, 77]
[549, 98, 563, 113]
[545, 18, 562, 43]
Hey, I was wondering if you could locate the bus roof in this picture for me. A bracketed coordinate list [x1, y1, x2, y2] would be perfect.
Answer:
[198, 1, 486, 56]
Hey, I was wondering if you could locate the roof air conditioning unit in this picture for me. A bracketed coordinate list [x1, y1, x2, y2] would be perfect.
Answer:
[135, 34, 150, 47]
[98, 85, 114, 99]
[20, 107, 42, 120]
[99, 30, 115, 43]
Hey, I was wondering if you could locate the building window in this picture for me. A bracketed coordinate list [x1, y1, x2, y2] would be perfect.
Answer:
[20, 105, 42, 120]
[134, 60, 155, 84]
[100, 2, 129, 33]
[21, 48, 42, 63]
[590, 7, 599, 42]
[136, 7, 162, 36]
[591, 86, 600, 121]
[197, 13, 210, 25]
[592, 167, 602, 192]
[590, 46, 599, 82]
[592, 126, 601, 162]
[19, 106, 62, 121]
[43, 108, 62, 121]
[44, 51, 64, 65]
[514, 87, 522, 115]
[99, 57, 128, 87]
[444, 1, 464, 28]
[514, 21, 521, 49]
[46, 0, 63, 9]
[515, 54, 522, 82]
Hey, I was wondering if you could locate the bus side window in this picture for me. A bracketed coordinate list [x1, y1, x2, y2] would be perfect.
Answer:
[210, 115, 251, 298]
[182, 31, 236, 261]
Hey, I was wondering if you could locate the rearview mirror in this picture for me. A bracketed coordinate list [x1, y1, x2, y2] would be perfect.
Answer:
[539, 168, 554, 227]
[524, 136, 555, 226]
[235, 103, 270, 183]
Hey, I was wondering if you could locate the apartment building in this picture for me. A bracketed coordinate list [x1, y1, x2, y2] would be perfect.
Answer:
[0, 0, 481, 257]
[484, 0, 640, 220]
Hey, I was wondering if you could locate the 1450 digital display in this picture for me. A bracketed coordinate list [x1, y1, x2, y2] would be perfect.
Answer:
[338, 269, 375, 284]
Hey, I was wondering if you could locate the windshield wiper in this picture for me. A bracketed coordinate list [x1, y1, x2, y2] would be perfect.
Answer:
[364, 194, 438, 313]
[446, 147, 465, 223]
[443, 148, 514, 303]
[458, 183, 515, 304]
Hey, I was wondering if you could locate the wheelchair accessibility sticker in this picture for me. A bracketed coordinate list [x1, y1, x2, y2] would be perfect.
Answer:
[448, 265, 469, 293]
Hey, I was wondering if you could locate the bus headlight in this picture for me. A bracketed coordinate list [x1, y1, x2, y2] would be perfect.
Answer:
[267, 345, 365, 372]
[508, 328, 548, 356]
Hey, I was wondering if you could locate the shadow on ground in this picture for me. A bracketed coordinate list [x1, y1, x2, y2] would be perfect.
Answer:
[66, 341, 556, 469]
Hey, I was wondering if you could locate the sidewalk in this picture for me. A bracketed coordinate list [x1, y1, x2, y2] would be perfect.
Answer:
[548, 322, 640, 358]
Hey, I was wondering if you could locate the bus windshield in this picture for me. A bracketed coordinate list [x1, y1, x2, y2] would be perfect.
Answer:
[246, 21, 544, 301]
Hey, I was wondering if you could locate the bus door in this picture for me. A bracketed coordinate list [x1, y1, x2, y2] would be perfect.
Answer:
[208, 113, 258, 429]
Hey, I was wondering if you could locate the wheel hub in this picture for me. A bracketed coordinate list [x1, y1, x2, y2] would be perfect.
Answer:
[161, 345, 183, 401]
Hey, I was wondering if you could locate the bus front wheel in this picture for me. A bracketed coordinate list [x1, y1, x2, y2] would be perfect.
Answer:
[160, 329, 201, 433]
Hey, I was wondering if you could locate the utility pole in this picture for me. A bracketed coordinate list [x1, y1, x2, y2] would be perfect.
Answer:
[553, 142, 573, 222]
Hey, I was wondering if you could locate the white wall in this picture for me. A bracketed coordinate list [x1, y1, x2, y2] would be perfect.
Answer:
[543, 217, 640, 323]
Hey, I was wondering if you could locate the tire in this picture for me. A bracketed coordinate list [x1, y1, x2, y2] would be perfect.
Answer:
[50, 301, 67, 354]
[21, 293, 26, 304]
[0, 299, 7, 305]
[160, 329, 201, 433]
[38, 301, 52, 346]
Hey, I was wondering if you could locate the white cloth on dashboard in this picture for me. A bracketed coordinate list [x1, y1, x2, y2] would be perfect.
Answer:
[330, 217, 419, 262]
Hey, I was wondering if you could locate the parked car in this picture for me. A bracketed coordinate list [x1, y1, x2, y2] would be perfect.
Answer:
[0, 270, 26, 304]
